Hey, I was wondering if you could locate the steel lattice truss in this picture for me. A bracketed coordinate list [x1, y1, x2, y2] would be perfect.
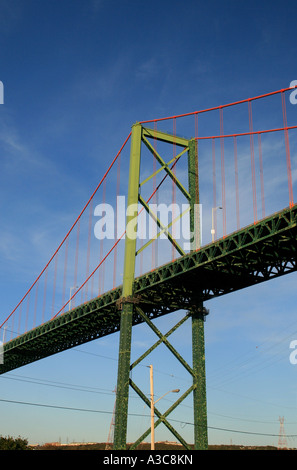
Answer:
[1, 203, 297, 374]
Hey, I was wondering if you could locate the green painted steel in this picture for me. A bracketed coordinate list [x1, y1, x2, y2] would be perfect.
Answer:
[1, 204, 297, 375]
[142, 126, 189, 148]
[138, 194, 186, 256]
[113, 124, 195, 449]
[191, 306, 208, 449]
[141, 133, 191, 201]
[1, 124, 297, 450]
[113, 301, 133, 449]
[188, 138, 208, 450]
[128, 307, 194, 450]
[130, 311, 191, 372]
[129, 376, 193, 450]
[113, 123, 142, 450]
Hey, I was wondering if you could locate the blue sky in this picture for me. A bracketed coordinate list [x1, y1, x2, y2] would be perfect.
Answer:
[1, 0, 297, 448]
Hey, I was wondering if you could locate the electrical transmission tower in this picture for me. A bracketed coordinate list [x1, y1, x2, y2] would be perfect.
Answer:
[278, 416, 288, 450]
[105, 388, 116, 450]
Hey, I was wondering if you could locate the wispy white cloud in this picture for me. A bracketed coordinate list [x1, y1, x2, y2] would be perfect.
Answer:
[0, 116, 57, 176]
[135, 58, 161, 82]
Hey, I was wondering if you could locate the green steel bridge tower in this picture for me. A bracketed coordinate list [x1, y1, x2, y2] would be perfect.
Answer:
[1, 86, 297, 450]
[113, 123, 207, 450]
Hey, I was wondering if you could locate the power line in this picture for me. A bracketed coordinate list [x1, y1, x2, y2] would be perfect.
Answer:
[2, 332, 296, 439]
[2, 356, 294, 426]
[1, 396, 295, 439]
[0, 373, 116, 396]
[3, 371, 292, 429]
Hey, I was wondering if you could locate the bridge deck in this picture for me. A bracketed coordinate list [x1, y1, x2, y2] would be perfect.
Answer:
[1, 204, 297, 374]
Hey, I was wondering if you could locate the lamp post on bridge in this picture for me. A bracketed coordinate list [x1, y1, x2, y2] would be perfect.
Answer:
[211, 206, 222, 242]
[69, 286, 79, 311]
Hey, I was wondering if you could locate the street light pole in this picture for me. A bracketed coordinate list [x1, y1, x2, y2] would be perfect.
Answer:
[149, 364, 180, 450]
[150, 364, 155, 450]
[69, 286, 78, 311]
[211, 206, 222, 242]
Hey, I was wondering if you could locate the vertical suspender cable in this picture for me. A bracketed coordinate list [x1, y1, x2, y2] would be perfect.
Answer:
[172, 118, 177, 260]
[51, 253, 58, 317]
[33, 281, 39, 329]
[233, 136, 240, 230]
[99, 178, 107, 295]
[248, 100, 257, 223]
[258, 133, 265, 218]
[212, 138, 217, 239]
[220, 108, 226, 237]
[10, 306, 15, 341]
[73, 219, 80, 309]
[281, 91, 294, 207]
[1, 132, 131, 332]
[113, 152, 121, 288]
[195, 114, 200, 245]
[152, 120, 158, 270]
[62, 237, 69, 314]
[25, 292, 30, 333]
[42, 267, 48, 324]
[18, 303, 22, 337]
[85, 199, 93, 302]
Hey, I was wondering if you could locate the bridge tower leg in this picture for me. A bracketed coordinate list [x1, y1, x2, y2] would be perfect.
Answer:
[188, 139, 208, 450]
[113, 123, 142, 450]
[191, 305, 208, 449]
[113, 127, 208, 450]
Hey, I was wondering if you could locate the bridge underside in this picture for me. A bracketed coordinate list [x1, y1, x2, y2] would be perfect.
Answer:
[1, 204, 297, 374]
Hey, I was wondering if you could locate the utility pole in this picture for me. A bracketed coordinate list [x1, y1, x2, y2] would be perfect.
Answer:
[150, 365, 155, 451]
[149, 364, 180, 451]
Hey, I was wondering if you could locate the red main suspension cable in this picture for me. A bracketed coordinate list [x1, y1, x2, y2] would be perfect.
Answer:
[281, 91, 294, 207]
[140, 86, 296, 125]
[0, 131, 132, 331]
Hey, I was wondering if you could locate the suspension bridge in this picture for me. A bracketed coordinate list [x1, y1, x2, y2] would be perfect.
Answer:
[1, 86, 297, 450]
